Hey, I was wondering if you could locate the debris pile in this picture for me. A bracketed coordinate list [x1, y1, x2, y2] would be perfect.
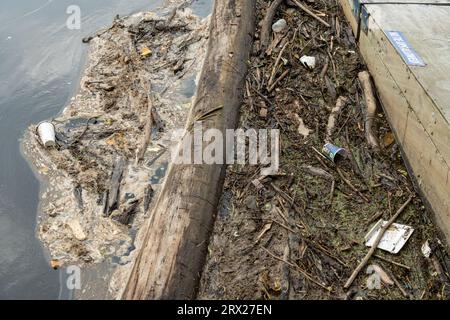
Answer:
[199, 0, 450, 300]
[22, 7, 209, 266]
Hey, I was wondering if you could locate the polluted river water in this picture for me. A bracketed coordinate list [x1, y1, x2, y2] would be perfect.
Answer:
[0, 0, 212, 300]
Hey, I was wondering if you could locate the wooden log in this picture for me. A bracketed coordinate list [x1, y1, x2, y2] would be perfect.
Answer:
[121, 0, 256, 300]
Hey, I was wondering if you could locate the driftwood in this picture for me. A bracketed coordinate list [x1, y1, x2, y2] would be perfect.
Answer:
[121, 0, 256, 300]
[106, 157, 125, 216]
[358, 71, 380, 151]
[151, 107, 164, 132]
[136, 80, 154, 164]
[112, 201, 139, 225]
[344, 195, 413, 289]
[260, 0, 284, 53]
[326, 96, 348, 142]
[143, 184, 154, 214]
[73, 185, 83, 211]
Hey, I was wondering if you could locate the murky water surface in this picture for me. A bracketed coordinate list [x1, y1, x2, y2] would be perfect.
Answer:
[0, 0, 212, 299]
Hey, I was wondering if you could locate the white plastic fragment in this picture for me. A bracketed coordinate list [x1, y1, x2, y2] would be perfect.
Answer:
[272, 19, 287, 33]
[366, 273, 381, 290]
[421, 240, 432, 258]
[300, 55, 316, 69]
[37, 121, 56, 148]
[365, 219, 414, 254]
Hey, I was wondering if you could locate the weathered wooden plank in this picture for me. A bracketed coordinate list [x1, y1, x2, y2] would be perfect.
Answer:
[339, 0, 450, 244]
[121, 0, 256, 300]
[366, 4, 450, 160]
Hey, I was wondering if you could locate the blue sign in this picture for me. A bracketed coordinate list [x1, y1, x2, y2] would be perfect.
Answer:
[386, 30, 426, 67]
[352, 0, 361, 18]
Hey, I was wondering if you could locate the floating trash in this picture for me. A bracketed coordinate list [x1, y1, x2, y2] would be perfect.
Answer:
[365, 219, 414, 254]
[140, 46, 152, 57]
[322, 143, 346, 162]
[300, 55, 316, 69]
[421, 240, 432, 258]
[37, 121, 56, 148]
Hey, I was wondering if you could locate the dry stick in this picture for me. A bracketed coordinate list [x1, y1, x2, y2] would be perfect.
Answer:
[329, 180, 335, 203]
[304, 238, 348, 267]
[320, 56, 330, 80]
[344, 196, 413, 289]
[268, 69, 290, 92]
[292, 0, 330, 28]
[374, 254, 411, 271]
[261, 247, 331, 292]
[390, 273, 412, 299]
[276, 197, 347, 268]
[270, 182, 311, 234]
[268, 41, 289, 88]
[326, 96, 348, 142]
[249, 84, 273, 107]
[366, 211, 383, 226]
[358, 71, 380, 151]
[275, 199, 290, 225]
[336, 167, 370, 203]
[260, 0, 285, 52]
[381, 263, 412, 299]
[270, 217, 297, 235]
[327, 49, 338, 84]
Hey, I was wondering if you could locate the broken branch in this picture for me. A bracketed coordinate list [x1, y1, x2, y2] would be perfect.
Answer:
[261, 246, 331, 292]
[292, 0, 330, 28]
[326, 96, 348, 142]
[359, 71, 380, 151]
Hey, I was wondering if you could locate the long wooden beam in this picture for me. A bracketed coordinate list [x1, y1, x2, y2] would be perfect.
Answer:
[121, 0, 256, 300]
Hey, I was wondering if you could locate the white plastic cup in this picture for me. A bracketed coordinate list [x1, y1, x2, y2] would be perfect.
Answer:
[300, 55, 316, 69]
[37, 122, 56, 148]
